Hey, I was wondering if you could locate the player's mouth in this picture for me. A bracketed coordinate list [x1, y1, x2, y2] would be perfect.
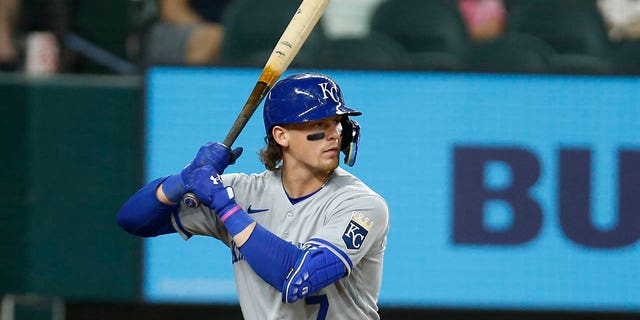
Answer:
[323, 147, 339, 155]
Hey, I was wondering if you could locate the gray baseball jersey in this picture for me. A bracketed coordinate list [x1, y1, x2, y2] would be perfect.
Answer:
[171, 167, 389, 320]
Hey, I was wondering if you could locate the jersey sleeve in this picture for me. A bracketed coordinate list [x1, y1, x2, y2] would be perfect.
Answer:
[306, 190, 389, 271]
[169, 173, 248, 244]
[170, 205, 230, 242]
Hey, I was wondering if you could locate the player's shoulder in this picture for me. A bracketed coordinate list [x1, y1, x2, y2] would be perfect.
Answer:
[330, 168, 379, 193]
[329, 168, 388, 207]
[328, 168, 389, 228]
[222, 170, 279, 188]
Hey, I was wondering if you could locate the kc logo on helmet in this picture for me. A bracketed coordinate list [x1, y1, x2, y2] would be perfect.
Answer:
[318, 82, 340, 103]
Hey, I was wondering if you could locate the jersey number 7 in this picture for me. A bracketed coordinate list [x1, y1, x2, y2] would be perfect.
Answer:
[305, 294, 328, 320]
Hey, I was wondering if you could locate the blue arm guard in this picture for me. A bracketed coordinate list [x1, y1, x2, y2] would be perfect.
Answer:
[116, 177, 178, 237]
[238, 223, 301, 289]
[238, 225, 349, 303]
[282, 243, 349, 303]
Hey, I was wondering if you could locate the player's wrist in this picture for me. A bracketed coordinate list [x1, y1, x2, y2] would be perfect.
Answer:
[161, 174, 186, 203]
[217, 201, 240, 222]
[219, 204, 253, 237]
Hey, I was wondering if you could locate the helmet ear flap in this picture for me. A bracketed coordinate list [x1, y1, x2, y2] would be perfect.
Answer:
[340, 117, 360, 167]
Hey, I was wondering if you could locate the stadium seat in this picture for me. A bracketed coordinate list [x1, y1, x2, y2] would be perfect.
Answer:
[466, 32, 555, 73]
[369, 0, 469, 62]
[507, 0, 611, 58]
[220, 0, 327, 67]
[312, 33, 410, 70]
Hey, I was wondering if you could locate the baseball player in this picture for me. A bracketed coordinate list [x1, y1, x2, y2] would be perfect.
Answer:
[117, 72, 389, 320]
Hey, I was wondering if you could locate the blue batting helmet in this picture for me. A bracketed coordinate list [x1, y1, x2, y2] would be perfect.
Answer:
[263, 73, 361, 135]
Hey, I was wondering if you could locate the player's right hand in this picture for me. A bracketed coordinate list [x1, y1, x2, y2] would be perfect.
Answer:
[185, 164, 253, 237]
[185, 165, 237, 214]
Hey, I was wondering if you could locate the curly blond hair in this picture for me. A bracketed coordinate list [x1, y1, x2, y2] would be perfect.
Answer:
[258, 136, 283, 171]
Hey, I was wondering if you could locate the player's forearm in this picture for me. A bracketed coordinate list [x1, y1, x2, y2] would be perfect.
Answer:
[209, 203, 299, 288]
[116, 177, 177, 237]
[238, 223, 302, 289]
[237, 223, 348, 303]
[232, 221, 257, 247]
[156, 181, 177, 205]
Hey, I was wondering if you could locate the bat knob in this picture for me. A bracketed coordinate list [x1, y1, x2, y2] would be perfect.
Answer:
[182, 192, 200, 208]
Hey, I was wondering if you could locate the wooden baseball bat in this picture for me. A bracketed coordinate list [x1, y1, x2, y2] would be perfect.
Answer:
[183, 0, 330, 208]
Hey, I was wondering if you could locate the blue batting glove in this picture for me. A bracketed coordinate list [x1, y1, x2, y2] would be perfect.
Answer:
[161, 142, 243, 203]
[185, 165, 235, 210]
[183, 142, 244, 181]
[186, 165, 252, 236]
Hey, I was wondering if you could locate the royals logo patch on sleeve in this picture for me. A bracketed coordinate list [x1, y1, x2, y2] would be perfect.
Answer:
[342, 211, 374, 250]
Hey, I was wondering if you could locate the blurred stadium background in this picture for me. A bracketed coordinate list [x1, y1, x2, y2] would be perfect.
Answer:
[1, 0, 639, 319]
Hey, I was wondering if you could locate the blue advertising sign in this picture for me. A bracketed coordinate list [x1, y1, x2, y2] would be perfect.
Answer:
[145, 67, 640, 311]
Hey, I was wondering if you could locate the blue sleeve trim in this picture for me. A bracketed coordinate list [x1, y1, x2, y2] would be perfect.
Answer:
[172, 210, 192, 239]
[238, 223, 302, 290]
[116, 177, 178, 237]
[306, 237, 353, 273]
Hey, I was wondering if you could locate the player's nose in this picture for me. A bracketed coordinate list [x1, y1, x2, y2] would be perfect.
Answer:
[326, 122, 341, 141]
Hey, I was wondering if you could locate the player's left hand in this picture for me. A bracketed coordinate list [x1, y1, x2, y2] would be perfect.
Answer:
[185, 165, 238, 215]
[161, 142, 242, 203]
[185, 142, 243, 179]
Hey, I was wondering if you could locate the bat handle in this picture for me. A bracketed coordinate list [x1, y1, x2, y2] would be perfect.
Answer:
[182, 192, 200, 208]
[181, 140, 235, 209]
[181, 83, 269, 209]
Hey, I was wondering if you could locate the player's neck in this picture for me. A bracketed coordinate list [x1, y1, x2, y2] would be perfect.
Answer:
[280, 167, 332, 198]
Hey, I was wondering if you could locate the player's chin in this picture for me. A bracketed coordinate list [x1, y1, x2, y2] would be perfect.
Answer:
[318, 156, 339, 171]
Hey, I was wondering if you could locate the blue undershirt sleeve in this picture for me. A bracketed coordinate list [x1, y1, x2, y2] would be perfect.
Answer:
[238, 223, 302, 290]
[116, 177, 178, 237]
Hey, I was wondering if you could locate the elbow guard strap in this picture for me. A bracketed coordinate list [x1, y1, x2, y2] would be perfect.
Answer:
[282, 246, 348, 303]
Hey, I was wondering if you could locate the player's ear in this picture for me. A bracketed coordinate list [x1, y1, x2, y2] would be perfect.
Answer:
[272, 125, 289, 147]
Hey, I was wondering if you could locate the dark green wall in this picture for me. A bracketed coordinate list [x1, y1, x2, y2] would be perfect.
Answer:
[1, 77, 29, 292]
[0, 74, 142, 301]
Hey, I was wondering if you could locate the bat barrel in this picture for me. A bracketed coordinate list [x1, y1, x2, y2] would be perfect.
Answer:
[223, 81, 270, 147]
[183, 82, 270, 208]
[181, 0, 330, 209]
